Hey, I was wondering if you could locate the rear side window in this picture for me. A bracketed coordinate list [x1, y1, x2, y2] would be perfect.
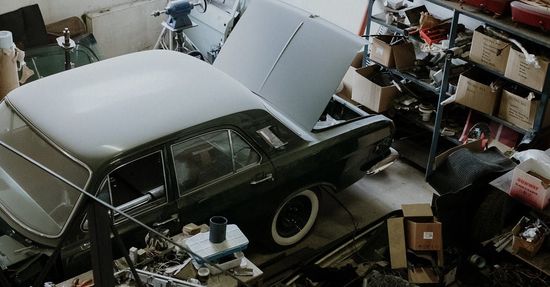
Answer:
[172, 130, 260, 195]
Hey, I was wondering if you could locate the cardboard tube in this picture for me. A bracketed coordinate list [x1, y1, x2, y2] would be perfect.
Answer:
[0, 31, 20, 99]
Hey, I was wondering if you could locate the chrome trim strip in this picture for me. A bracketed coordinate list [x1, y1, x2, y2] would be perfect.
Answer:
[117, 194, 153, 213]
[0, 102, 93, 240]
[228, 130, 236, 172]
[0, 140, 84, 239]
[81, 150, 171, 231]
[5, 100, 93, 183]
[107, 151, 169, 225]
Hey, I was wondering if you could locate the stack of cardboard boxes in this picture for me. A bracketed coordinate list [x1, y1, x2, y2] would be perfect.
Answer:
[456, 27, 550, 130]
[338, 36, 415, 113]
[387, 204, 445, 284]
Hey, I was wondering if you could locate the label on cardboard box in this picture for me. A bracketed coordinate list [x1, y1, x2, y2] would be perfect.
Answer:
[454, 72, 499, 115]
[423, 232, 434, 240]
[498, 90, 537, 129]
[470, 30, 510, 73]
[374, 47, 384, 58]
[505, 49, 549, 92]
[406, 220, 443, 251]
[370, 37, 393, 67]
[369, 36, 415, 70]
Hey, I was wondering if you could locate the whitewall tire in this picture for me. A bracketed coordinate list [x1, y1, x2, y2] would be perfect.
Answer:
[270, 189, 320, 246]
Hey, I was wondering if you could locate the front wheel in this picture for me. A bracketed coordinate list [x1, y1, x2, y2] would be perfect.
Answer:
[270, 189, 320, 247]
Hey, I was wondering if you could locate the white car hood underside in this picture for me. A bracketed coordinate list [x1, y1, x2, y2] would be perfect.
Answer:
[214, 0, 364, 131]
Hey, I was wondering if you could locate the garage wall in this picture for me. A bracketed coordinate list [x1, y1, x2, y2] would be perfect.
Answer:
[1, 0, 380, 34]
[0, 0, 131, 24]
[1, 0, 475, 33]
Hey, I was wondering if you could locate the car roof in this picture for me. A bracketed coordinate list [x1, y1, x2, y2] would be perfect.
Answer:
[7, 50, 266, 170]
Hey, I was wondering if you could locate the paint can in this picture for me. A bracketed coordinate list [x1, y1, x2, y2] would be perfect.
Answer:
[197, 266, 210, 284]
[209, 216, 228, 243]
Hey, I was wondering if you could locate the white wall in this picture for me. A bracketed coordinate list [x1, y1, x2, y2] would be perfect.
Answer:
[1, 0, 480, 34]
[0, 0, 133, 24]
[1, 0, 383, 34]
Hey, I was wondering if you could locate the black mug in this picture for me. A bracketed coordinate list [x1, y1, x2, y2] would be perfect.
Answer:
[209, 216, 227, 243]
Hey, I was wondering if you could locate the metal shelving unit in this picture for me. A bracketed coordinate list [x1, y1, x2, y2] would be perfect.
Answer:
[395, 111, 462, 145]
[371, 13, 408, 34]
[424, 0, 550, 178]
[427, 0, 550, 47]
[363, 0, 550, 179]
[369, 59, 440, 93]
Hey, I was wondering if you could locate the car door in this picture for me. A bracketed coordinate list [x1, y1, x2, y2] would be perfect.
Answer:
[86, 150, 174, 234]
[169, 129, 277, 220]
[66, 149, 171, 270]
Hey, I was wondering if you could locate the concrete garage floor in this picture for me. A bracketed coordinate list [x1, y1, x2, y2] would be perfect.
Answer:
[247, 159, 435, 269]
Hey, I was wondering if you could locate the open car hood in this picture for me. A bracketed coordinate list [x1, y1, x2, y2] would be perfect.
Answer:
[213, 0, 364, 131]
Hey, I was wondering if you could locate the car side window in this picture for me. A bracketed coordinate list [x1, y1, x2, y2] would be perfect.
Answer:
[82, 152, 166, 230]
[231, 131, 260, 171]
[107, 151, 167, 213]
[172, 130, 260, 195]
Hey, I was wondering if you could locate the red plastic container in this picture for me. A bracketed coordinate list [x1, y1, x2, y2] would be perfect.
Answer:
[461, 0, 513, 16]
[511, 1, 550, 31]
[420, 22, 451, 45]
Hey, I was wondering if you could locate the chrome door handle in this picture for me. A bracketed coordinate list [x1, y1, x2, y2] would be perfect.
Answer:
[250, 173, 274, 185]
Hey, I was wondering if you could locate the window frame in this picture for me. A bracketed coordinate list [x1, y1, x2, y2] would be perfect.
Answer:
[81, 150, 168, 230]
[171, 129, 262, 197]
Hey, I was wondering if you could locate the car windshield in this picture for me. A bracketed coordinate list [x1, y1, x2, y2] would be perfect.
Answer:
[0, 102, 90, 238]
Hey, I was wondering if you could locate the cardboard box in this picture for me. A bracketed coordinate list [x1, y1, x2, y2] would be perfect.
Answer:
[505, 48, 550, 92]
[511, 217, 546, 257]
[509, 158, 550, 210]
[370, 35, 416, 70]
[387, 204, 444, 270]
[352, 65, 399, 112]
[387, 218, 407, 269]
[402, 204, 443, 251]
[408, 267, 439, 284]
[337, 52, 364, 99]
[406, 220, 443, 251]
[498, 88, 550, 130]
[454, 69, 501, 115]
[469, 28, 511, 73]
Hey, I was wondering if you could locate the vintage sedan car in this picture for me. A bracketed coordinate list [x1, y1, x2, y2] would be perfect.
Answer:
[0, 0, 395, 284]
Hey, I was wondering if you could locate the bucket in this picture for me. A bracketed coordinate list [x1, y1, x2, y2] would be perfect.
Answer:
[209, 216, 228, 243]
[0, 31, 19, 99]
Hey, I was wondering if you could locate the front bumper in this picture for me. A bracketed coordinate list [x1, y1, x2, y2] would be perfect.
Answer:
[365, 147, 399, 175]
